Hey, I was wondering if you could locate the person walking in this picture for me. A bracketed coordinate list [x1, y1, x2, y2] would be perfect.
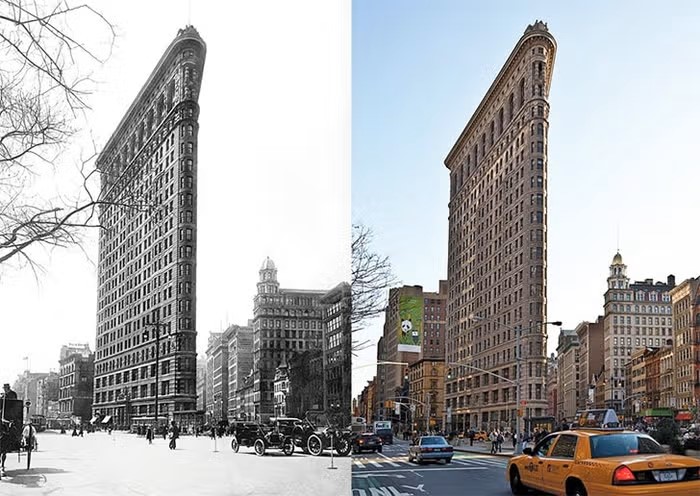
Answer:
[79, 425, 84, 437]
[168, 421, 180, 450]
[489, 430, 497, 454]
[146, 425, 154, 445]
[496, 430, 504, 453]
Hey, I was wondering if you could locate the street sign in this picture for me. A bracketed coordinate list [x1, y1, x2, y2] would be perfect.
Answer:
[410, 404, 416, 413]
[395, 402, 401, 415]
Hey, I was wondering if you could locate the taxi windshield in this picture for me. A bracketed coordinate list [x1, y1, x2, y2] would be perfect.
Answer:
[589, 433, 665, 458]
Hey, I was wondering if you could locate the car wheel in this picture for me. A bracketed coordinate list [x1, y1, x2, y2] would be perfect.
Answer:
[446, 457, 452, 464]
[282, 437, 295, 456]
[509, 467, 528, 495]
[336, 438, 352, 457]
[377, 446, 382, 453]
[566, 480, 587, 496]
[307, 434, 323, 456]
[231, 436, 240, 453]
[254, 438, 266, 457]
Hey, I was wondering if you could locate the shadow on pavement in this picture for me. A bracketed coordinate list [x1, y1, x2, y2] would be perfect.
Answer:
[1, 467, 69, 488]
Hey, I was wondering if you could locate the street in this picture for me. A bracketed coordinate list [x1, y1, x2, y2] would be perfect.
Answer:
[0, 430, 350, 496]
[351, 440, 546, 496]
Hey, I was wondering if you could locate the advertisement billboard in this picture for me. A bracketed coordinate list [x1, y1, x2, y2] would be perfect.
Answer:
[397, 295, 422, 352]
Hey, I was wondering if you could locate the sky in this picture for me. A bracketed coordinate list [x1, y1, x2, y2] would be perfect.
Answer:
[0, 0, 350, 384]
[352, 0, 700, 398]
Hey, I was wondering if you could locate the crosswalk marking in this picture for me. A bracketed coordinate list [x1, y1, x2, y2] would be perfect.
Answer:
[352, 456, 506, 470]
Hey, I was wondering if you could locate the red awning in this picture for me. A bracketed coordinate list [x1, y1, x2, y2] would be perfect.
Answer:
[675, 412, 692, 421]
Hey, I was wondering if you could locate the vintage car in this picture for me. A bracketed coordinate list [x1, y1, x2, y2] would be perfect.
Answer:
[229, 421, 295, 457]
[292, 412, 352, 457]
[352, 432, 382, 454]
[408, 435, 453, 464]
[506, 409, 700, 496]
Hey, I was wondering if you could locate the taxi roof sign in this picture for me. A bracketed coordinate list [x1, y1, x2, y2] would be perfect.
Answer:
[574, 409, 621, 429]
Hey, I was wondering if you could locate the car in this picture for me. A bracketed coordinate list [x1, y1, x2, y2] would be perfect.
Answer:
[408, 435, 453, 464]
[353, 432, 382, 453]
[506, 409, 700, 496]
[472, 430, 488, 442]
[375, 428, 393, 445]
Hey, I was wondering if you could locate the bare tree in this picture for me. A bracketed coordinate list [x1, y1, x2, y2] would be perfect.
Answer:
[0, 0, 117, 272]
[351, 223, 397, 336]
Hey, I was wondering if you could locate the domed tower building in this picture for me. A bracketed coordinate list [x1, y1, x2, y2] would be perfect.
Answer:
[602, 251, 675, 414]
[252, 258, 327, 419]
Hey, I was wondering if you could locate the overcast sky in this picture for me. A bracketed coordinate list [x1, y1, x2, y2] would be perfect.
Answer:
[352, 0, 700, 398]
[0, 0, 350, 384]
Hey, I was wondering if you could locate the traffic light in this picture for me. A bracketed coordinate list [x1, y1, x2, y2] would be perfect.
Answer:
[517, 408, 523, 417]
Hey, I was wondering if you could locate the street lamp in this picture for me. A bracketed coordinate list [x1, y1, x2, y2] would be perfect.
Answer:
[144, 319, 172, 431]
[450, 315, 562, 454]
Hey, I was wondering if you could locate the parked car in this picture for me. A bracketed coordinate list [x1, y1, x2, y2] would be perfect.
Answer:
[353, 432, 382, 454]
[408, 436, 453, 464]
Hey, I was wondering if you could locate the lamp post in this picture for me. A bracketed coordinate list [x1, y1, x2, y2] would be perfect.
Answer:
[451, 316, 562, 454]
[144, 319, 171, 431]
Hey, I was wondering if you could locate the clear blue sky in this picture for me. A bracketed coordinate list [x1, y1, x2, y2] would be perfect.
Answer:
[352, 0, 700, 398]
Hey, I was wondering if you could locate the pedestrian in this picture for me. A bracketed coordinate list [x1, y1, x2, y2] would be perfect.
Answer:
[1, 384, 17, 399]
[79, 425, 84, 437]
[162, 426, 167, 440]
[496, 430, 504, 453]
[72, 426, 78, 437]
[168, 421, 180, 450]
[512, 431, 517, 449]
[469, 429, 474, 446]
[489, 430, 497, 454]
[146, 425, 154, 444]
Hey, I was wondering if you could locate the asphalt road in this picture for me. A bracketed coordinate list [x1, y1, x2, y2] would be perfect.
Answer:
[0, 430, 350, 496]
[351, 441, 547, 496]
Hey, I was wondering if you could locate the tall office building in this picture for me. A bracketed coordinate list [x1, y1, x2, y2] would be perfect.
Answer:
[602, 252, 674, 410]
[444, 21, 556, 431]
[92, 27, 206, 429]
[227, 323, 254, 419]
[252, 258, 326, 418]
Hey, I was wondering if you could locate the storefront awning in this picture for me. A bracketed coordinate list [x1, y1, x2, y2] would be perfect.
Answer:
[89, 416, 98, 424]
[675, 412, 692, 421]
[101, 415, 112, 424]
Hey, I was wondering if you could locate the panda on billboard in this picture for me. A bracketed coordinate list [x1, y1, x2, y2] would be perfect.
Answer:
[397, 295, 422, 352]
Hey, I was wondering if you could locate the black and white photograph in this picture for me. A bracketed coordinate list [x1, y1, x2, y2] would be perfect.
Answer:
[0, 1, 350, 494]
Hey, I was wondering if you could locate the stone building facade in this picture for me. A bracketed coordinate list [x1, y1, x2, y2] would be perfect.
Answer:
[602, 251, 674, 410]
[670, 277, 700, 413]
[93, 27, 206, 429]
[252, 258, 326, 418]
[556, 329, 579, 421]
[444, 21, 557, 431]
[59, 351, 94, 422]
[321, 282, 351, 425]
[574, 317, 604, 411]
[407, 358, 445, 432]
[227, 323, 254, 419]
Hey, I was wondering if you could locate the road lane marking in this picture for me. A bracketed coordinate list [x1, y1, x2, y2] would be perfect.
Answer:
[354, 460, 366, 469]
[369, 460, 384, 468]
[351, 467, 488, 476]
[378, 453, 400, 467]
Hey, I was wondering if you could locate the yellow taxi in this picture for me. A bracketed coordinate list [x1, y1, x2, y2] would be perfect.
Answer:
[506, 409, 700, 496]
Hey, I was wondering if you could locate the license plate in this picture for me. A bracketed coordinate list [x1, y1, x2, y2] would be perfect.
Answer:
[653, 470, 678, 482]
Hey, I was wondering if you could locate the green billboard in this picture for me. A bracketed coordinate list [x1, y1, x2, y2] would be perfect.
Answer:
[397, 295, 423, 352]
